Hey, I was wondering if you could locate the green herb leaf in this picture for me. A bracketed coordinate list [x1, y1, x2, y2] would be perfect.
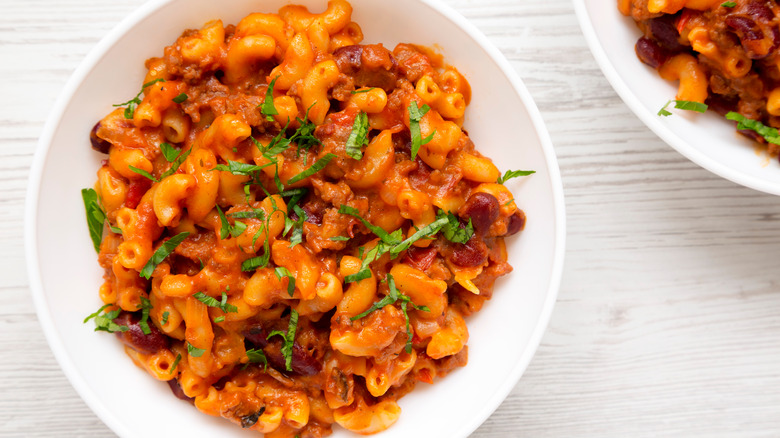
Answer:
[286, 153, 336, 185]
[726, 111, 780, 145]
[389, 215, 449, 258]
[213, 316, 225, 323]
[231, 220, 247, 238]
[338, 205, 401, 244]
[113, 78, 166, 119]
[497, 169, 535, 184]
[674, 100, 708, 113]
[160, 142, 180, 162]
[659, 99, 708, 116]
[187, 342, 206, 358]
[437, 210, 474, 244]
[137, 296, 153, 335]
[350, 87, 376, 94]
[329, 236, 350, 241]
[169, 354, 182, 374]
[193, 291, 238, 314]
[172, 93, 188, 104]
[84, 304, 129, 333]
[261, 76, 280, 122]
[214, 160, 275, 175]
[266, 309, 298, 371]
[161, 311, 170, 326]
[216, 205, 230, 240]
[81, 188, 106, 253]
[158, 147, 192, 180]
[139, 232, 190, 279]
[721, 1, 736, 6]
[274, 267, 296, 297]
[345, 112, 370, 160]
[227, 209, 266, 220]
[246, 348, 268, 369]
[129, 166, 158, 182]
[408, 102, 435, 160]
[287, 204, 306, 248]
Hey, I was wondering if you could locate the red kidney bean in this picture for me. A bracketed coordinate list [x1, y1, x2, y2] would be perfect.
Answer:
[90, 122, 111, 154]
[459, 192, 499, 234]
[649, 16, 685, 51]
[243, 325, 268, 347]
[113, 311, 169, 355]
[747, 1, 774, 20]
[726, 15, 763, 40]
[403, 246, 438, 272]
[635, 37, 669, 69]
[506, 210, 526, 236]
[167, 378, 194, 403]
[242, 325, 321, 376]
[448, 238, 488, 267]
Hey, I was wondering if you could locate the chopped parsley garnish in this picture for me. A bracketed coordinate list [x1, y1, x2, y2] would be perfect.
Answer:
[274, 267, 296, 297]
[246, 348, 268, 369]
[214, 159, 275, 175]
[345, 112, 370, 160]
[169, 354, 182, 374]
[160, 146, 191, 179]
[350, 274, 429, 354]
[83, 304, 129, 333]
[408, 102, 435, 160]
[139, 232, 190, 279]
[228, 209, 266, 220]
[137, 297, 153, 335]
[388, 215, 449, 258]
[130, 146, 192, 182]
[214, 316, 225, 323]
[216, 205, 248, 239]
[287, 205, 307, 247]
[128, 166, 157, 182]
[286, 153, 336, 185]
[193, 291, 238, 314]
[172, 93, 188, 104]
[329, 236, 350, 241]
[160, 142, 180, 162]
[266, 309, 299, 371]
[113, 78, 166, 119]
[81, 188, 107, 253]
[161, 311, 170, 326]
[350, 87, 376, 94]
[437, 210, 474, 244]
[242, 253, 269, 272]
[726, 111, 780, 145]
[338, 205, 401, 245]
[658, 99, 708, 116]
[261, 76, 280, 122]
[337, 206, 452, 283]
[187, 342, 206, 357]
[721, 1, 736, 6]
[497, 169, 535, 184]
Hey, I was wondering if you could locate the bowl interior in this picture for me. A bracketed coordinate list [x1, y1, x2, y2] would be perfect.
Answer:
[575, 0, 780, 195]
[27, 0, 564, 436]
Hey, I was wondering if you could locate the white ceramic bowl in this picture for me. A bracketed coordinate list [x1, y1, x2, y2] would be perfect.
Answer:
[25, 0, 565, 436]
[575, 0, 780, 195]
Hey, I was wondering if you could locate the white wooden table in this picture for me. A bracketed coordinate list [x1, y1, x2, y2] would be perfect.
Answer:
[4, 0, 780, 436]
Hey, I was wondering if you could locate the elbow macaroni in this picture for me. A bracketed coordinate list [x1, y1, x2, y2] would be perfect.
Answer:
[84, 1, 529, 436]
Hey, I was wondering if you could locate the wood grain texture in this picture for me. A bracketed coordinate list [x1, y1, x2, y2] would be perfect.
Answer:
[4, 0, 780, 437]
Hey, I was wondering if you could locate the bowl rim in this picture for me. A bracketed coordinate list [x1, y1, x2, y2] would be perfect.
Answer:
[573, 0, 780, 196]
[24, 0, 566, 436]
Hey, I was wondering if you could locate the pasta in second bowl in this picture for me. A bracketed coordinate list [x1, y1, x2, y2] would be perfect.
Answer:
[575, 0, 780, 195]
[26, 0, 565, 437]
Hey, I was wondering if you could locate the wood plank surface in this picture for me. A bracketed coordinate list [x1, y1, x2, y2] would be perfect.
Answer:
[3, 0, 779, 436]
